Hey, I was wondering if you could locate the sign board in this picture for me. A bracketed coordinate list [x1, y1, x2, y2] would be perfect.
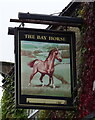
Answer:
[15, 27, 76, 109]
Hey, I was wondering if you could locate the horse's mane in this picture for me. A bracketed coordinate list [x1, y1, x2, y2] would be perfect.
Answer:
[46, 48, 58, 59]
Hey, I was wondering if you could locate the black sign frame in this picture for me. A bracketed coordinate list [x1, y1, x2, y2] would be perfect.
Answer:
[15, 27, 76, 110]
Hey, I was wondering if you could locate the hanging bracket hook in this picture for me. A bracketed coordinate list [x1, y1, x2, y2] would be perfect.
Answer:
[19, 22, 25, 28]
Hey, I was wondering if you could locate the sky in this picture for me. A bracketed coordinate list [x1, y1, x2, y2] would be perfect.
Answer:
[0, 0, 71, 100]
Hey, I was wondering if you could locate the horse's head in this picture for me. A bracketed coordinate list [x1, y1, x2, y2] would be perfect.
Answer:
[53, 49, 62, 62]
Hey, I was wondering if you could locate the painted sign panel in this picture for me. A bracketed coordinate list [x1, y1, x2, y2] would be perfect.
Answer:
[15, 28, 76, 109]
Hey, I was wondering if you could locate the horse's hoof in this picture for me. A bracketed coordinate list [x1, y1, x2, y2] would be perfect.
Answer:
[28, 83, 31, 86]
[47, 84, 50, 86]
[41, 82, 45, 87]
[52, 84, 55, 88]
[42, 84, 44, 87]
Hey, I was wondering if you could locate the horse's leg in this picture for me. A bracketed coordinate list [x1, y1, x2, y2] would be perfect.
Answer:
[47, 77, 51, 86]
[51, 76, 55, 88]
[40, 74, 45, 86]
[47, 75, 55, 88]
[28, 68, 37, 86]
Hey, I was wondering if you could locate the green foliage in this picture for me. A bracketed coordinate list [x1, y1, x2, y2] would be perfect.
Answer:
[0, 102, 2, 120]
[38, 110, 52, 120]
[38, 110, 78, 120]
[1, 76, 27, 119]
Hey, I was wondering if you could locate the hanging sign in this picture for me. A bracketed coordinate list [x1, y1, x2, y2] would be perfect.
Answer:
[15, 27, 76, 109]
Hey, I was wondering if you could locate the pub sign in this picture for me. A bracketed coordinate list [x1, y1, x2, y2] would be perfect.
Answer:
[15, 27, 76, 109]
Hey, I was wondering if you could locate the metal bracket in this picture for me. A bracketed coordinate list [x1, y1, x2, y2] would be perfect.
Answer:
[19, 22, 25, 28]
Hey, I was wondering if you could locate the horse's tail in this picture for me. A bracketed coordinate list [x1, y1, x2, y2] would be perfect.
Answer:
[28, 59, 38, 67]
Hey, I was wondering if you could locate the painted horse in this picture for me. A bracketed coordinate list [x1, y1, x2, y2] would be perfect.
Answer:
[28, 48, 62, 88]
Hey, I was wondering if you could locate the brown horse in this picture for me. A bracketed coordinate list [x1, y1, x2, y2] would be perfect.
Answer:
[28, 49, 62, 88]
